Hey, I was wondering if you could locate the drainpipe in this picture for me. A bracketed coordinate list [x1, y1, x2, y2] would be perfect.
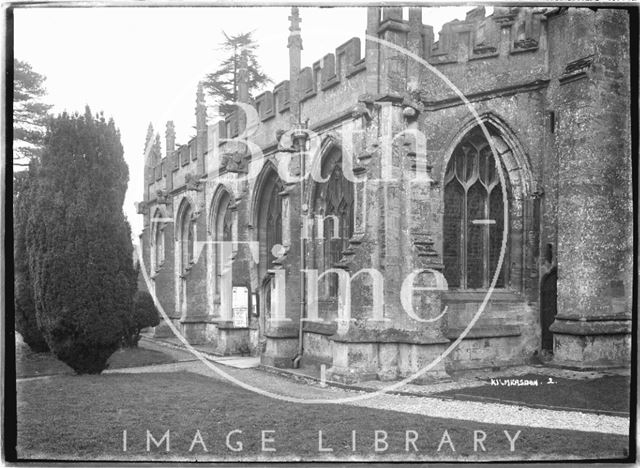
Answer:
[292, 125, 307, 369]
[285, 6, 307, 370]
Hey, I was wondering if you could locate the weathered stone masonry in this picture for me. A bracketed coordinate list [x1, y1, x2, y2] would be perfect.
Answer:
[138, 6, 632, 382]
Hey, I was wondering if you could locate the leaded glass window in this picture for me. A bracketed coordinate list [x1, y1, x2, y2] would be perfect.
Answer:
[314, 150, 354, 298]
[443, 129, 508, 289]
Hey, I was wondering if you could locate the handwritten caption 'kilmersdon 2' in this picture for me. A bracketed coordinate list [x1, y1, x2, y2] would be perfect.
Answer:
[489, 377, 557, 387]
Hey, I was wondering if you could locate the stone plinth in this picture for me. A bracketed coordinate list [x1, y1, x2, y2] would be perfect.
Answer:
[327, 328, 451, 383]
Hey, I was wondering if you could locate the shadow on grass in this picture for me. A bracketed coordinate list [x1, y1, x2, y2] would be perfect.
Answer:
[16, 343, 177, 378]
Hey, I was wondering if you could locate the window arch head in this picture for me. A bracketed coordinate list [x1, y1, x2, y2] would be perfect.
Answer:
[443, 125, 510, 289]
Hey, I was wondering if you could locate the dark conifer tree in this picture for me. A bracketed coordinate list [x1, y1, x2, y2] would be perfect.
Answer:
[14, 168, 49, 352]
[27, 108, 136, 374]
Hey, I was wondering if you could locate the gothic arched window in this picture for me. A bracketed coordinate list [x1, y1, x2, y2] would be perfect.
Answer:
[443, 127, 508, 289]
[265, 179, 283, 268]
[314, 149, 354, 297]
[212, 192, 233, 300]
[152, 215, 165, 272]
[180, 204, 195, 274]
[255, 166, 284, 322]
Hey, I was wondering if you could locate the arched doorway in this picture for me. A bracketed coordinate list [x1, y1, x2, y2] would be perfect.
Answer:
[540, 267, 557, 352]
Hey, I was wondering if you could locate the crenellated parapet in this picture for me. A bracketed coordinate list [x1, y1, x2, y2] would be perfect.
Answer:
[355, 6, 550, 100]
[142, 6, 612, 205]
[142, 6, 589, 201]
[361, 6, 549, 68]
[217, 36, 367, 139]
[143, 131, 200, 205]
[420, 7, 550, 104]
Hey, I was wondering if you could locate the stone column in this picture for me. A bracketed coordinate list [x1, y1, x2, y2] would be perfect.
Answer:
[549, 9, 632, 368]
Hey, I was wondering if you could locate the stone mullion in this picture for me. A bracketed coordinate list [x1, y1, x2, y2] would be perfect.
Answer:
[461, 183, 468, 289]
[482, 185, 490, 289]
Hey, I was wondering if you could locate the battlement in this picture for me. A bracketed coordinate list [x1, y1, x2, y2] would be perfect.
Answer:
[217, 36, 367, 141]
[361, 6, 553, 104]
[161, 6, 553, 149]
[142, 6, 564, 200]
[431, 7, 547, 63]
[369, 6, 549, 65]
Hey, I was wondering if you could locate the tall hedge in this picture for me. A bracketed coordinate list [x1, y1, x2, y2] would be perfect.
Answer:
[14, 169, 48, 352]
[27, 108, 136, 374]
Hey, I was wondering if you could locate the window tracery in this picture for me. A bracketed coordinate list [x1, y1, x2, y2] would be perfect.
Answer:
[443, 128, 508, 289]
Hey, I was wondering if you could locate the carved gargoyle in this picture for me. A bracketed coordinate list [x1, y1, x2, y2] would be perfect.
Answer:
[135, 201, 148, 215]
[155, 189, 170, 204]
[184, 173, 203, 191]
[220, 150, 248, 174]
[402, 93, 424, 121]
[275, 129, 295, 152]
[352, 93, 377, 123]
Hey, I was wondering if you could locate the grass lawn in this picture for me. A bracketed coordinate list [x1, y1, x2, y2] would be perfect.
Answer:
[15, 371, 629, 462]
[434, 373, 631, 415]
[16, 344, 177, 378]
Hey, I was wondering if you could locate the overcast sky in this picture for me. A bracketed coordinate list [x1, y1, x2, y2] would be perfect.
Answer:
[14, 5, 485, 238]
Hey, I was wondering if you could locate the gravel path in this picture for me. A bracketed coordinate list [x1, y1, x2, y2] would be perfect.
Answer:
[348, 394, 629, 436]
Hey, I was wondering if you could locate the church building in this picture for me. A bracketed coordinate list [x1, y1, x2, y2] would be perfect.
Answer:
[138, 6, 632, 382]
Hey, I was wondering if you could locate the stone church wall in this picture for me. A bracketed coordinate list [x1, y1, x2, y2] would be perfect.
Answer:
[139, 6, 632, 380]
